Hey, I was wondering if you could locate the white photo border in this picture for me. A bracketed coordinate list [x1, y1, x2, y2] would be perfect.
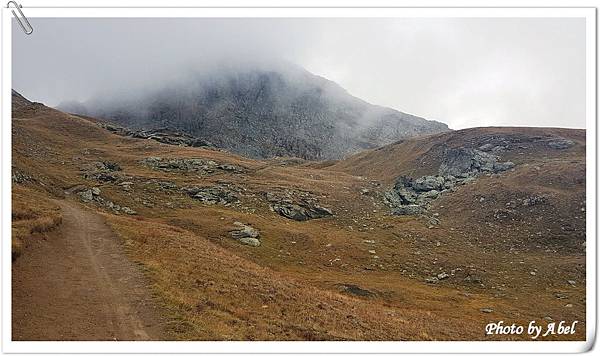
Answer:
[1, 4, 596, 354]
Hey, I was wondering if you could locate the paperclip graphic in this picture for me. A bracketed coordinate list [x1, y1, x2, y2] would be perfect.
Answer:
[7, 1, 33, 35]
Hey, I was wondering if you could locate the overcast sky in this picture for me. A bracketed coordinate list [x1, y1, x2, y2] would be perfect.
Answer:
[12, 17, 586, 129]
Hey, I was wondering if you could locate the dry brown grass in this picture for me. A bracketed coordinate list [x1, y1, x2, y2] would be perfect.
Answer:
[106, 214, 491, 340]
[12, 186, 62, 261]
[11, 101, 586, 340]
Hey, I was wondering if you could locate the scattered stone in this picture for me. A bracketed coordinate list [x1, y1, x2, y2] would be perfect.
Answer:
[81, 161, 123, 182]
[120, 206, 137, 215]
[567, 280, 577, 286]
[142, 157, 243, 175]
[437, 272, 449, 280]
[11, 169, 31, 184]
[428, 217, 440, 226]
[523, 195, 547, 207]
[156, 181, 177, 190]
[78, 189, 94, 202]
[548, 138, 574, 150]
[480, 308, 494, 313]
[91, 187, 101, 196]
[464, 275, 483, 284]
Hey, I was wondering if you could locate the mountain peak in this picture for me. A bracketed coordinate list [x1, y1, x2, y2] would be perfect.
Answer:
[58, 64, 449, 160]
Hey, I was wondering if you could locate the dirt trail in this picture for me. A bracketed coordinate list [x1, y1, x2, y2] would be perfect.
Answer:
[12, 200, 165, 340]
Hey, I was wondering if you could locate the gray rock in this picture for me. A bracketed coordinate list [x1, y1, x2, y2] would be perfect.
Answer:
[385, 147, 515, 216]
[478, 143, 495, 151]
[413, 176, 445, 192]
[157, 181, 177, 190]
[437, 272, 449, 280]
[12, 169, 31, 184]
[419, 189, 440, 200]
[480, 308, 494, 313]
[185, 186, 239, 205]
[428, 217, 441, 226]
[238, 237, 261, 247]
[493, 161, 515, 172]
[272, 203, 333, 221]
[121, 206, 137, 215]
[548, 138, 574, 150]
[91, 187, 101, 196]
[142, 157, 243, 175]
[391, 204, 423, 216]
[439, 147, 512, 177]
[78, 189, 94, 202]
[230, 222, 260, 239]
[96, 124, 216, 148]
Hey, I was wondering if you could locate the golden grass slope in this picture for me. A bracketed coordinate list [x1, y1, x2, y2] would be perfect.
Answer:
[12, 97, 586, 340]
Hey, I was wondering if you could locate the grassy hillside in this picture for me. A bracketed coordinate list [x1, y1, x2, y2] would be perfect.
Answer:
[12, 95, 586, 340]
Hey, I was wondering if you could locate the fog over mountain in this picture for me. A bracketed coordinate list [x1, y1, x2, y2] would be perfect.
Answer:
[59, 61, 448, 159]
[13, 18, 585, 130]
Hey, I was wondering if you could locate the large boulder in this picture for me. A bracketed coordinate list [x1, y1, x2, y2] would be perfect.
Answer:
[229, 222, 261, 247]
[272, 203, 333, 221]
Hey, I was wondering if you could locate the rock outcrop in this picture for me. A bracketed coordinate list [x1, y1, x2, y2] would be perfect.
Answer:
[142, 157, 244, 175]
[183, 185, 239, 206]
[98, 123, 214, 148]
[265, 191, 333, 221]
[386, 147, 515, 215]
[271, 203, 333, 222]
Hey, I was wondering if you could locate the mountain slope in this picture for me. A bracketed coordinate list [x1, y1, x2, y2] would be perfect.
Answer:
[13, 91, 585, 340]
[58, 63, 449, 160]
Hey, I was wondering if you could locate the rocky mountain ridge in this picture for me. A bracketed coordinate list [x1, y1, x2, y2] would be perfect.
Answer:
[57, 63, 449, 160]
